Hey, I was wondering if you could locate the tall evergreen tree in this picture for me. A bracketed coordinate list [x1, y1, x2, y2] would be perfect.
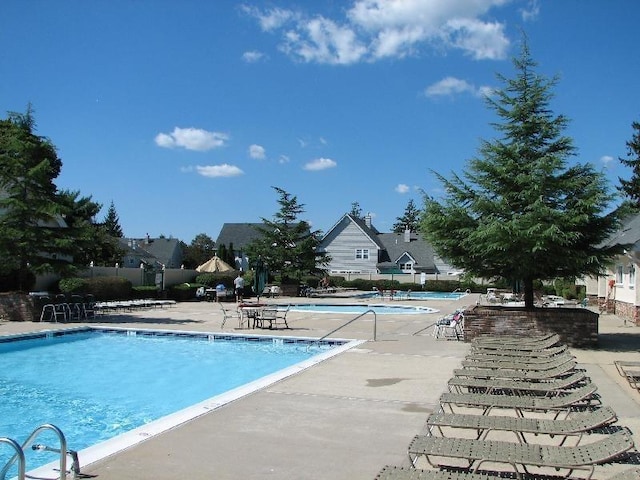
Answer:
[392, 199, 421, 233]
[617, 120, 640, 208]
[103, 200, 124, 237]
[421, 39, 621, 308]
[0, 106, 64, 290]
[247, 187, 328, 281]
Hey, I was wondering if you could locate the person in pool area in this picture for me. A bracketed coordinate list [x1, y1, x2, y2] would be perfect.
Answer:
[234, 272, 245, 302]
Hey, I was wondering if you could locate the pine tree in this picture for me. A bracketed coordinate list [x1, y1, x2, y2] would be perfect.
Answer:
[392, 199, 421, 233]
[421, 39, 621, 308]
[247, 187, 328, 281]
[617, 121, 640, 208]
[103, 201, 124, 237]
[0, 106, 64, 290]
[349, 201, 363, 218]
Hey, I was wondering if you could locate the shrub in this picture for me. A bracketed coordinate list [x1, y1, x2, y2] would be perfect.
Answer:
[168, 283, 197, 301]
[85, 276, 132, 301]
[0, 269, 36, 292]
[132, 286, 159, 299]
[58, 277, 88, 294]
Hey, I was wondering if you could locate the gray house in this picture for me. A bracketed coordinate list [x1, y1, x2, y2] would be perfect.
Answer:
[119, 236, 183, 269]
[215, 223, 264, 271]
[318, 213, 444, 275]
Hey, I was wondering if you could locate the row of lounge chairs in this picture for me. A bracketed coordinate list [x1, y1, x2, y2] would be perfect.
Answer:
[376, 333, 638, 480]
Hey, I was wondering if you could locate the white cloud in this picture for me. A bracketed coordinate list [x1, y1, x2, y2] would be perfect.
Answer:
[395, 183, 410, 194]
[246, 1, 512, 64]
[195, 164, 244, 178]
[520, 0, 540, 21]
[249, 144, 266, 159]
[303, 157, 337, 171]
[424, 76, 491, 98]
[242, 50, 265, 63]
[155, 127, 229, 151]
[279, 154, 290, 164]
[601, 155, 615, 169]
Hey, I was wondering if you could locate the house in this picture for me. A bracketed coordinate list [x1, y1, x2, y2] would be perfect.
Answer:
[318, 213, 452, 275]
[118, 235, 183, 269]
[215, 223, 265, 271]
[584, 212, 640, 324]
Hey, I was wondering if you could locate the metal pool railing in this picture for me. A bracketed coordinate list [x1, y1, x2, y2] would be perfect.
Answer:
[308, 309, 377, 351]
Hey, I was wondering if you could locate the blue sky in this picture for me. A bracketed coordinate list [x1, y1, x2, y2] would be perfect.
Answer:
[2, 1, 639, 244]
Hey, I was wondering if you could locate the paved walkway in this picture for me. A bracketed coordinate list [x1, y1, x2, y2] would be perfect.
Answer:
[3, 294, 639, 479]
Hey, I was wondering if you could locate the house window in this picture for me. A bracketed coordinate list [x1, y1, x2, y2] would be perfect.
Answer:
[399, 262, 413, 272]
[615, 265, 624, 285]
[629, 264, 636, 289]
[355, 249, 370, 260]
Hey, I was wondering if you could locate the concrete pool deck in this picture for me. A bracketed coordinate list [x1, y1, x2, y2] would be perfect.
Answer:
[2, 294, 640, 479]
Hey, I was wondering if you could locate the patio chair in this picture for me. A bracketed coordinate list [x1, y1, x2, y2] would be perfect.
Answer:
[426, 405, 618, 445]
[219, 303, 238, 329]
[433, 314, 464, 341]
[447, 370, 589, 395]
[453, 360, 578, 381]
[255, 306, 290, 329]
[439, 383, 599, 416]
[408, 429, 635, 479]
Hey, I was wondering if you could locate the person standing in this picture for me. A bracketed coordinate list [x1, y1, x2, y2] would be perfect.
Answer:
[234, 272, 245, 303]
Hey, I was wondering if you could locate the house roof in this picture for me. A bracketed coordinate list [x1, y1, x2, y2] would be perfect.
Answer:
[323, 213, 385, 250]
[119, 237, 182, 267]
[603, 212, 640, 250]
[215, 223, 264, 250]
[377, 232, 437, 273]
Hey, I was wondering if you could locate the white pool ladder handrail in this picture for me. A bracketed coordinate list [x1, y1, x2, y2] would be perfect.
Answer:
[0, 423, 75, 480]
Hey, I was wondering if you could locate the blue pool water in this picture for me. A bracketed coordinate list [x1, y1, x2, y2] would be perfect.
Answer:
[0, 328, 345, 475]
[280, 303, 438, 314]
[356, 291, 467, 300]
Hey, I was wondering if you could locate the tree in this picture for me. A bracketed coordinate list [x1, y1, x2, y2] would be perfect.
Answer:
[349, 201, 363, 218]
[247, 187, 329, 281]
[103, 201, 124, 237]
[420, 39, 621, 309]
[182, 233, 216, 269]
[0, 106, 64, 290]
[617, 120, 640, 208]
[392, 199, 421, 233]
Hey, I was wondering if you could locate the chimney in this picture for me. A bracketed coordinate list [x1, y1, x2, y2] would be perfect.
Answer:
[365, 213, 372, 228]
[145, 233, 150, 245]
[404, 227, 411, 243]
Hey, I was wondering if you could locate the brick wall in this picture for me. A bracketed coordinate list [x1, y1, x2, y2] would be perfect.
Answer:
[0, 293, 37, 322]
[463, 305, 599, 348]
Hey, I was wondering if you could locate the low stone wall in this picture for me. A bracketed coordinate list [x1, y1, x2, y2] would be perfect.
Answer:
[0, 293, 37, 322]
[463, 305, 599, 348]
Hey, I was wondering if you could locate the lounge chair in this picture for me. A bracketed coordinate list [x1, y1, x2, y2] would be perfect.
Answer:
[471, 334, 561, 352]
[465, 350, 574, 364]
[614, 361, 640, 392]
[376, 465, 640, 480]
[426, 405, 618, 445]
[470, 344, 569, 358]
[453, 360, 578, 380]
[461, 354, 575, 371]
[473, 332, 558, 345]
[408, 429, 635, 479]
[447, 370, 589, 395]
[375, 466, 504, 480]
[439, 383, 599, 416]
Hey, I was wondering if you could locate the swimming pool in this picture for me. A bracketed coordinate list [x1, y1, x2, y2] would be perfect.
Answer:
[0, 327, 360, 478]
[356, 291, 467, 300]
[279, 303, 438, 314]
